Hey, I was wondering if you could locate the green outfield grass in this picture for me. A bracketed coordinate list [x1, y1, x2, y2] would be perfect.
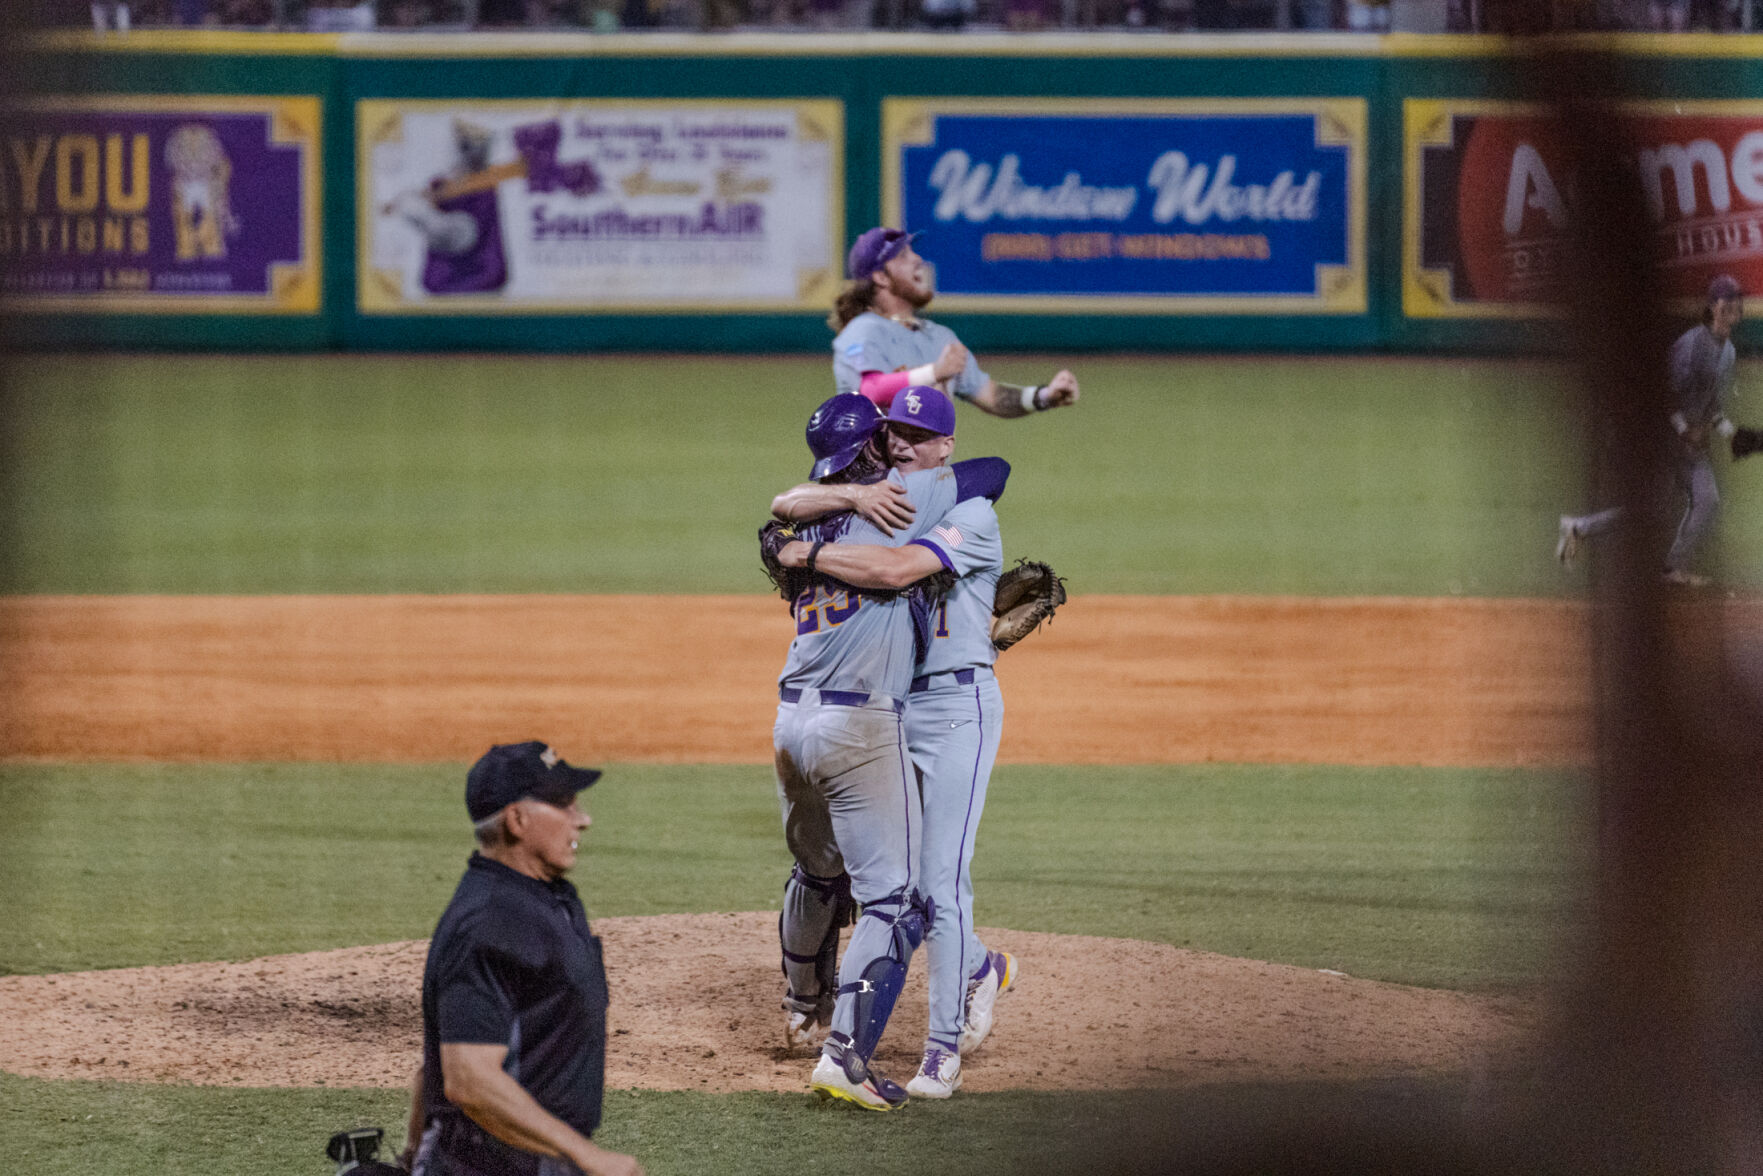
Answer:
[6, 351, 1717, 597]
[0, 762, 1584, 991]
[2, 1071, 1516, 1176]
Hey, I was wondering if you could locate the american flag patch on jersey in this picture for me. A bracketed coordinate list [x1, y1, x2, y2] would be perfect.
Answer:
[933, 523, 964, 547]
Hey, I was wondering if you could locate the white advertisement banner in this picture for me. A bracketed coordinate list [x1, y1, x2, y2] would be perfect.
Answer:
[357, 99, 843, 313]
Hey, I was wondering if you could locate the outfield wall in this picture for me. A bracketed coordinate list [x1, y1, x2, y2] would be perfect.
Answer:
[6, 30, 1763, 353]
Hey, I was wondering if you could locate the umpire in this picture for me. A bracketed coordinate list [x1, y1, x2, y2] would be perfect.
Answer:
[401, 741, 642, 1176]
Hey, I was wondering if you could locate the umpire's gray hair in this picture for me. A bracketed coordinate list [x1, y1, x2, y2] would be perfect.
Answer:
[472, 807, 511, 848]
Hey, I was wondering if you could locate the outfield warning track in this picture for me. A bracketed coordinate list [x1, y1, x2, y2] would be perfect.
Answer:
[0, 593, 1622, 766]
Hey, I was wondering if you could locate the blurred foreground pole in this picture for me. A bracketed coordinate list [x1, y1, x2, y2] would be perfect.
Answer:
[1527, 41, 1763, 1176]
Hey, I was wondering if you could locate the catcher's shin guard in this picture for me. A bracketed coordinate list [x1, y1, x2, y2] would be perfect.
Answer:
[780, 865, 853, 1014]
[837, 888, 931, 1063]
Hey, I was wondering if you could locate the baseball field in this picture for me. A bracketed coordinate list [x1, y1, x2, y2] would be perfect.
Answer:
[5, 351, 1761, 1174]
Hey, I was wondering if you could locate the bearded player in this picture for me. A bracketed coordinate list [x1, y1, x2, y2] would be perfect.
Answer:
[772, 386, 1017, 1100]
[831, 227, 1081, 419]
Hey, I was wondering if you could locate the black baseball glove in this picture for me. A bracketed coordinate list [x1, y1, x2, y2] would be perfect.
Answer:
[1734, 426, 1763, 460]
[990, 559, 1067, 652]
[759, 519, 807, 602]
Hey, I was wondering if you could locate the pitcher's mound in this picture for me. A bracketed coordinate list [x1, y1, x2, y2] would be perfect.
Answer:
[0, 912, 1535, 1092]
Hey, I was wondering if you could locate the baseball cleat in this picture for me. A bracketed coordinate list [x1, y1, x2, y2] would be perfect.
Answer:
[905, 1045, 962, 1099]
[785, 1008, 827, 1053]
[958, 949, 1018, 1055]
[810, 1043, 909, 1111]
[1662, 568, 1712, 588]
[1555, 517, 1580, 568]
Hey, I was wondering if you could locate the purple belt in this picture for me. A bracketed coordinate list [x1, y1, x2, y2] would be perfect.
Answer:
[780, 686, 904, 713]
[909, 667, 992, 694]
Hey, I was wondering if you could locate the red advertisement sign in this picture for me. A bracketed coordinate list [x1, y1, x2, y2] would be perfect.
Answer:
[1412, 102, 1763, 313]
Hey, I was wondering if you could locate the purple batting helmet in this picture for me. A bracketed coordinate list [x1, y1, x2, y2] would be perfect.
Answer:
[806, 393, 885, 481]
[847, 227, 920, 281]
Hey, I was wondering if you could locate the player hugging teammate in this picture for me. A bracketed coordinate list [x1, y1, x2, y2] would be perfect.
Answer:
[757, 387, 1062, 1109]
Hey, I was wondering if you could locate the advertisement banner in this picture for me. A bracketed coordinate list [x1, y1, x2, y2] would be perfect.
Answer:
[882, 98, 1366, 315]
[0, 96, 321, 313]
[358, 100, 843, 313]
[1407, 99, 1763, 318]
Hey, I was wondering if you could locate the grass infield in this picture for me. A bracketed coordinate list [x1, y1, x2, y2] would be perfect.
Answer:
[0, 762, 1583, 990]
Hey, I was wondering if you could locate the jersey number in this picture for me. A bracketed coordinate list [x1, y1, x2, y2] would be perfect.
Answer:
[795, 585, 861, 635]
[935, 600, 949, 639]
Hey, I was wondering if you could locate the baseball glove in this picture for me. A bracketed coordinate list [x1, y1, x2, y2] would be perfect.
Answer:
[1734, 426, 1763, 460]
[990, 559, 1066, 652]
[759, 519, 807, 603]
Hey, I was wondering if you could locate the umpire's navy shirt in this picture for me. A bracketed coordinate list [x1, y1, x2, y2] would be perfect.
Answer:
[421, 852, 608, 1162]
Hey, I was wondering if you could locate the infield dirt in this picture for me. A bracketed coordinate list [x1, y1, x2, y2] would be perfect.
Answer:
[0, 593, 1597, 766]
[0, 913, 1537, 1093]
[0, 592, 1596, 1094]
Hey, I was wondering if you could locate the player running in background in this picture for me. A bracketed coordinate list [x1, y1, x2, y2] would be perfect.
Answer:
[831, 227, 1081, 419]
[764, 394, 1009, 1111]
[775, 386, 1015, 1100]
[1558, 274, 1755, 587]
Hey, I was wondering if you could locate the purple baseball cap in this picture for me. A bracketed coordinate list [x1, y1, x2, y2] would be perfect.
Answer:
[847, 227, 920, 280]
[1708, 273, 1744, 304]
[466, 741, 600, 822]
[886, 385, 956, 437]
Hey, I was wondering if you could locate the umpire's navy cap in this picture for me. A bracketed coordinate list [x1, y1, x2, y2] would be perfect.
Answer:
[848, 227, 920, 280]
[466, 741, 600, 822]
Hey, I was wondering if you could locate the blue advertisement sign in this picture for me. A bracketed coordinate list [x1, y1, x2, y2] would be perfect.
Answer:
[884, 99, 1365, 314]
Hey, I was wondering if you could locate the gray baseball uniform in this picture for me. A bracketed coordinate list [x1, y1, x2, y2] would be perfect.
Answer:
[1666, 322, 1736, 571]
[900, 494, 1005, 1053]
[832, 312, 988, 405]
[773, 464, 965, 1066]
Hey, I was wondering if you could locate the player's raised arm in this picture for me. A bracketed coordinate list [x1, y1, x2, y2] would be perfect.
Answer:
[771, 479, 915, 536]
[965, 370, 1081, 419]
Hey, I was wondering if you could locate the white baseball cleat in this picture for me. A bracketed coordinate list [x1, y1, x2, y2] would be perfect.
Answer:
[958, 949, 1018, 1055]
[810, 1039, 909, 1111]
[1662, 568, 1712, 588]
[905, 1045, 962, 1099]
[1556, 516, 1581, 568]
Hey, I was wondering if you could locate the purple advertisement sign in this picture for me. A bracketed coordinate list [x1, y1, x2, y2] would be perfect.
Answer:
[0, 97, 321, 313]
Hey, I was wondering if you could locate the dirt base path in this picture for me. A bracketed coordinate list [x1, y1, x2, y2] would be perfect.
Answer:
[0, 593, 1608, 766]
[0, 913, 1535, 1093]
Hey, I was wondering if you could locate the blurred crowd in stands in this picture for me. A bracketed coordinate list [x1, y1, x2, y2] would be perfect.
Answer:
[49, 0, 1763, 32]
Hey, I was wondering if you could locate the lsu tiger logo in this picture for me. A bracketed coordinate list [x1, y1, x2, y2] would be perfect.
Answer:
[165, 124, 239, 262]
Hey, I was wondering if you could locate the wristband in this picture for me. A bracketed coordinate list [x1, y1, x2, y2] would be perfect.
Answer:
[805, 541, 825, 576]
[907, 363, 937, 386]
[1019, 385, 1044, 412]
[1671, 411, 1689, 436]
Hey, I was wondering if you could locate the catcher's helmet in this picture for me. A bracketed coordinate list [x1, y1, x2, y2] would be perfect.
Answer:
[806, 393, 884, 481]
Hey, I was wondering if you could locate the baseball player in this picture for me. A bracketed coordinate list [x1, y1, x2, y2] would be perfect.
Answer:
[765, 393, 1009, 1111]
[831, 226, 1081, 418]
[774, 386, 1014, 1101]
[1557, 274, 1750, 586]
[387, 119, 509, 296]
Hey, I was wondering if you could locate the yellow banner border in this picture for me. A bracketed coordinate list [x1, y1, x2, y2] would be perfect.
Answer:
[1403, 97, 1763, 322]
[879, 97, 1367, 316]
[355, 97, 845, 316]
[0, 94, 323, 316]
